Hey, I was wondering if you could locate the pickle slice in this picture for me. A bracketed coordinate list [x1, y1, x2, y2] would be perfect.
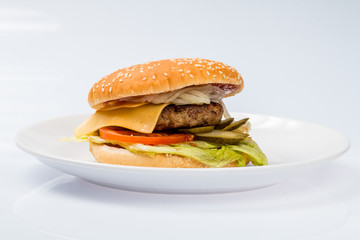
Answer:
[178, 126, 214, 134]
[194, 130, 249, 145]
[215, 118, 234, 130]
[223, 118, 249, 131]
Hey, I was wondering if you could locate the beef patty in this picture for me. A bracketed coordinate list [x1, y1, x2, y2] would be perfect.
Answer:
[155, 102, 223, 131]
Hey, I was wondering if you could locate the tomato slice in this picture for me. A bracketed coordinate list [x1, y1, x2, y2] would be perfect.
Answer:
[99, 127, 194, 145]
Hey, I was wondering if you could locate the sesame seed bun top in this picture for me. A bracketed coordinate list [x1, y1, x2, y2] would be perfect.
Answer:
[88, 58, 244, 109]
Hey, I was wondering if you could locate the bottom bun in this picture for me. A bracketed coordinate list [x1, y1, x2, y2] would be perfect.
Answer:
[89, 142, 246, 168]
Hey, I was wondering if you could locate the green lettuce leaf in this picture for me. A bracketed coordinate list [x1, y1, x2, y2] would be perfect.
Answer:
[229, 138, 268, 166]
[122, 142, 247, 167]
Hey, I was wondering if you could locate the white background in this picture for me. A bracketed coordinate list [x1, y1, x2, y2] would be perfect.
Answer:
[1, 0, 359, 239]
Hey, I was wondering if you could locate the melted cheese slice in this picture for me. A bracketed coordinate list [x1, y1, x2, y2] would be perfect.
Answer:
[74, 103, 169, 137]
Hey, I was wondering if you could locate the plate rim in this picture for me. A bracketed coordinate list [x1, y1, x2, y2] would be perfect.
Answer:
[14, 112, 351, 173]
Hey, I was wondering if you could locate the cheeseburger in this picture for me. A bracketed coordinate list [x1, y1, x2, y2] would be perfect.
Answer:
[73, 58, 267, 168]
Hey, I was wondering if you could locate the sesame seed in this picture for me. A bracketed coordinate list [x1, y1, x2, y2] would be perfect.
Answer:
[109, 87, 112, 92]
[213, 75, 216, 78]
[112, 78, 116, 82]
[102, 80, 106, 83]
[119, 79, 123, 82]
[181, 73, 185, 77]
[164, 72, 168, 76]
[102, 88, 104, 92]
[219, 71, 223, 74]
[96, 85, 99, 88]
[93, 88, 95, 93]
[189, 74, 194, 78]
[101, 83, 104, 87]
[206, 71, 210, 75]
[140, 69, 144, 73]
[186, 70, 191, 73]
[124, 73, 128, 78]
[142, 77, 147, 80]
[178, 69, 183, 72]
[129, 73, 132, 78]
[195, 64, 201, 67]
[152, 75, 156, 80]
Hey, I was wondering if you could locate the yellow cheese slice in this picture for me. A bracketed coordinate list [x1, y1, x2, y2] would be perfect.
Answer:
[74, 103, 169, 137]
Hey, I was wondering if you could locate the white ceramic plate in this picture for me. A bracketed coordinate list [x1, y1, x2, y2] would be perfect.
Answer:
[15, 113, 350, 194]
